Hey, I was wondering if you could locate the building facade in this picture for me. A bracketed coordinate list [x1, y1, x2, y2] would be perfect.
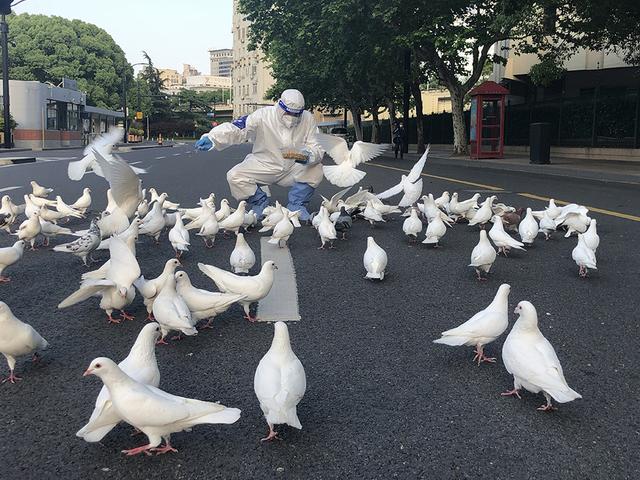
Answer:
[209, 48, 233, 77]
[1, 80, 123, 150]
[232, 0, 275, 117]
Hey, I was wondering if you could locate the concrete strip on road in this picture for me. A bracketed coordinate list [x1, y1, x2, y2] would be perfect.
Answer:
[0, 186, 21, 192]
[257, 237, 301, 322]
[367, 162, 504, 191]
[518, 192, 640, 222]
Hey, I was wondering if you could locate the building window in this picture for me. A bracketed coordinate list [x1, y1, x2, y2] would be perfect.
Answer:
[46, 101, 58, 130]
[67, 103, 79, 131]
[253, 84, 257, 94]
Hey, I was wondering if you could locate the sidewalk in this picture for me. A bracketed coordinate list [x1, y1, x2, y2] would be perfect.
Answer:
[381, 144, 640, 186]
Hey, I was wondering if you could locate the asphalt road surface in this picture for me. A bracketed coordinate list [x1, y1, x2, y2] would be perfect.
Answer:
[0, 143, 638, 479]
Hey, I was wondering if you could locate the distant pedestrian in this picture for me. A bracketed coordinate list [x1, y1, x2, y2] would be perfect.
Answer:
[393, 121, 405, 159]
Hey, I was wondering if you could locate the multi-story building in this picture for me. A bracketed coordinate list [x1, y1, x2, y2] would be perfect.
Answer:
[158, 68, 184, 95]
[209, 49, 233, 77]
[185, 75, 232, 97]
[182, 64, 201, 79]
[232, 0, 275, 117]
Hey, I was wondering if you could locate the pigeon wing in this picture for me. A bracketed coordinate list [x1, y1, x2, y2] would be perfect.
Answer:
[316, 133, 350, 165]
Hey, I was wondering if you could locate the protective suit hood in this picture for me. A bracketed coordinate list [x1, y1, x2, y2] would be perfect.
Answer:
[278, 89, 305, 128]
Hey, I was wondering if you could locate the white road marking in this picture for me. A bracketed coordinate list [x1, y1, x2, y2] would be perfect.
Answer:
[172, 153, 180, 156]
[38, 156, 79, 161]
[155, 156, 166, 159]
[257, 238, 301, 322]
[0, 186, 21, 192]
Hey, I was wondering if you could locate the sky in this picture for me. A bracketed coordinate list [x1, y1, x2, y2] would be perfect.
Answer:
[13, 0, 234, 74]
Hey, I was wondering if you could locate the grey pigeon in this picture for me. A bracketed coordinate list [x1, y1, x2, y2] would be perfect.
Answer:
[334, 207, 352, 240]
[53, 218, 101, 266]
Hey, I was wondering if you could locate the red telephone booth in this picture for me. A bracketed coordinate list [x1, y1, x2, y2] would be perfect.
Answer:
[469, 81, 509, 159]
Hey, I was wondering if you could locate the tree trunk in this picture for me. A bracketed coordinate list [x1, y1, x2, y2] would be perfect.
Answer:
[371, 108, 381, 143]
[411, 80, 425, 154]
[448, 86, 468, 155]
[386, 99, 396, 143]
[350, 106, 363, 141]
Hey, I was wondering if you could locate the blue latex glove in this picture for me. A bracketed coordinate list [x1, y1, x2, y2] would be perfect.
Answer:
[195, 134, 213, 151]
[295, 147, 313, 164]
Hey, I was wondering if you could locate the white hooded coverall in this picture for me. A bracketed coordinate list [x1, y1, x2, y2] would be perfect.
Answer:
[205, 105, 325, 200]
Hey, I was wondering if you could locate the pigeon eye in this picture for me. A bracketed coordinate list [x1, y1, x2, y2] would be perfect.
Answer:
[95, 363, 101, 368]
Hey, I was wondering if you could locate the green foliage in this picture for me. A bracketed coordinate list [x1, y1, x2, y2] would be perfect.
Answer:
[5, 13, 132, 110]
[529, 57, 566, 87]
[0, 112, 17, 129]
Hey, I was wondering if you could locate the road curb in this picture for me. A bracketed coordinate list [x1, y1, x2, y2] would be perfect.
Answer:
[0, 157, 36, 165]
[114, 144, 175, 152]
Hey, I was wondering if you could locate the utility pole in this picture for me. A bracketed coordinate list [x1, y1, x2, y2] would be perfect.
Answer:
[1, 7, 11, 148]
[122, 59, 128, 143]
[402, 48, 411, 154]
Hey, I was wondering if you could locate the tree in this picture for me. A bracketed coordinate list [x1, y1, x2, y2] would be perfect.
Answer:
[4, 13, 131, 110]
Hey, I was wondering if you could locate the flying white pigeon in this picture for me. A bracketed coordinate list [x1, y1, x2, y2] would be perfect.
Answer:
[77, 322, 162, 442]
[81, 357, 241, 456]
[0, 301, 49, 384]
[363, 236, 388, 280]
[501, 301, 582, 411]
[572, 233, 597, 278]
[518, 208, 539, 245]
[0, 240, 25, 282]
[229, 233, 255, 274]
[92, 148, 144, 219]
[254, 321, 306, 441]
[175, 271, 245, 329]
[434, 284, 510, 364]
[198, 261, 277, 322]
[376, 146, 429, 207]
[488, 215, 526, 256]
[469, 230, 497, 281]
[134, 258, 182, 321]
[67, 128, 128, 180]
[318, 133, 387, 187]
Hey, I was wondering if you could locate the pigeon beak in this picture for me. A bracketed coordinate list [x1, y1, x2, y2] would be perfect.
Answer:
[274, 265, 279, 270]
[177, 260, 183, 266]
[82, 368, 92, 377]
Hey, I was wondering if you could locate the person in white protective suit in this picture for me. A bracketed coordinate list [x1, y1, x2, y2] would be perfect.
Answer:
[195, 89, 324, 220]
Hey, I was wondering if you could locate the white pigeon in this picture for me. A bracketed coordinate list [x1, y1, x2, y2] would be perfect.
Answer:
[53, 219, 101, 266]
[37, 205, 69, 224]
[501, 301, 582, 411]
[532, 198, 562, 220]
[518, 208, 539, 245]
[230, 233, 255, 274]
[180, 193, 216, 221]
[259, 203, 285, 233]
[469, 230, 497, 280]
[152, 271, 197, 342]
[149, 188, 180, 210]
[434, 191, 450, 211]
[449, 193, 480, 219]
[419, 194, 453, 224]
[58, 237, 140, 323]
[175, 271, 245, 329]
[218, 200, 247, 235]
[67, 127, 124, 180]
[96, 207, 130, 239]
[320, 186, 352, 214]
[377, 146, 429, 207]
[28, 193, 57, 208]
[134, 258, 182, 321]
[139, 200, 166, 243]
[560, 211, 591, 237]
[17, 211, 42, 249]
[243, 209, 258, 230]
[363, 200, 385, 227]
[434, 284, 510, 364]
[105, 189, 118, 214]
[317, 207, 337, 249]
[30, 180, 53, 198]
[198, 261, 277, 322]
[572, 233, 597, 278]
[268, 210, 296, 248]
[77, 323, 162, 442]
[215, 199, 231, 221]
[136, 198, 149, 218]
[363, 236, 387, 280]
[0, 195, 22, 230]
[23, 195, 40, 219]
[582, 219, 599, 253]
[185, 200, 215, 231]
[402, 207, 422, 242]
[92, 148, 144, 219]
[488, 215, 526, 256]
[39, 218, 73, 246]
[538, 211, 556, 240]
[0, 301, 49, 384]
[0, 240, 25, 282]
[168, 213, 190, 258]
[81, 357, 241, 456]
[55, 195, 84, 219]
[96, 217, 140, 251]
[71, 188, 92, 213]
[554, 203, 589, 225]
[254, 321, 306, 441]
[318, 134, 387, 187]
[422, 214, 447, 246]
[468, 196, 497, 227]
[197, 213, 220, 248]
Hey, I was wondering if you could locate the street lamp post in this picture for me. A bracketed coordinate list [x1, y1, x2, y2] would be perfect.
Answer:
[122, 61, 148, 144]
[1, 13, 10, 148]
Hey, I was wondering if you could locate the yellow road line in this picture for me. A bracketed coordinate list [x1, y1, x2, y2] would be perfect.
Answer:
[366, 162, 640, 222]
[367, 163, 504, 191]
[517, 193, 640, 222]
